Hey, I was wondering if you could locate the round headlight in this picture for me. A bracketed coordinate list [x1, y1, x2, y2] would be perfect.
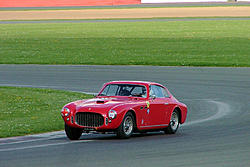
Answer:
[108, 109, 117, 119]
[61, 107, 70, 117]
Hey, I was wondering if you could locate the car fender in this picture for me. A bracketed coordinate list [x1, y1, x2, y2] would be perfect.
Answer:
[169, 104, 187, 124]
[110, 104, 137, 129]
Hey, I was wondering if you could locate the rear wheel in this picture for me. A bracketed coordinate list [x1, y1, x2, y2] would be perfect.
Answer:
[65, 124, 83, 140]
[117, 112, 135, 139]
[164, 109, 180, 134]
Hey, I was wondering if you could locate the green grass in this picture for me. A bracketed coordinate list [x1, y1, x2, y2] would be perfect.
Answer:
[0, 20, 250, 66]
[0, 86, 93, 138]
[2, 16, 250, 22]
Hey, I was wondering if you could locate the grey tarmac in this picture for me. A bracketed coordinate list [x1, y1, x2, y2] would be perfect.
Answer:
[0, 65, 250, 167]
[1, 17, 250, 24]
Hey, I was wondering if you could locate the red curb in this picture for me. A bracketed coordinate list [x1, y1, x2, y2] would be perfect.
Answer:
[0, 0, 141, 8]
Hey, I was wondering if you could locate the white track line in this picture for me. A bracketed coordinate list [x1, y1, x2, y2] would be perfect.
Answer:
[0, 84, 95, 95]
[183, 100, 231, 126]
[0, 140, 93, 152]
[0, 131, 95, 146]
[0, 135, 65, 146]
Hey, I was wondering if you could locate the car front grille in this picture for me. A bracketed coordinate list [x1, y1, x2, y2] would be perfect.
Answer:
[75, 112, 104, 127]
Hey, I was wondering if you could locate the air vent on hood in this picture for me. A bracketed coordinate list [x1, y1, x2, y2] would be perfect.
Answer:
[96, 100, 105, 104]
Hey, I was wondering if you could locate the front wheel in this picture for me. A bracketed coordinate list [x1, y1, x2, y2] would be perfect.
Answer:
[164, 109, 180, 134]
[117, 112, 135, 139]
[65, 124, 83, 140]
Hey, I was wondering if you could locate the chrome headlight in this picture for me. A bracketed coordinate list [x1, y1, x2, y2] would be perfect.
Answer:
[61, 107, 70, 117]
[108, 109, 117, 119]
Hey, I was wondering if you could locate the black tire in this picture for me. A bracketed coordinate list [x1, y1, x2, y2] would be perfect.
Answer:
[117, 112, 135, 139]
[65, 124, 83, 140]
[164, 109, 180, 134]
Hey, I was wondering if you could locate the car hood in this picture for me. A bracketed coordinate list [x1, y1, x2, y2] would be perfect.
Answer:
[73, 97, 135, 113]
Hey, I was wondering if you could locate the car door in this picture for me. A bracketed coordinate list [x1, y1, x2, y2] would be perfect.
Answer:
[146, 85, 171, 127]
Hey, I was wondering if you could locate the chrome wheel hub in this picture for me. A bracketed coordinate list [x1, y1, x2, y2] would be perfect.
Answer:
[123, 116, 133, 135]
[170, 112, 179, 131]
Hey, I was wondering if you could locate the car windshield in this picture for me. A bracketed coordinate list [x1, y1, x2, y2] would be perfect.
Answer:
[99, 84, 147, 98]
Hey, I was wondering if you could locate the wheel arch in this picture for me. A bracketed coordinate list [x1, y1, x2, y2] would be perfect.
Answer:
[172, 106, 182, 124]
[127, 109, 138, 130]
[116, 109, 137, 139]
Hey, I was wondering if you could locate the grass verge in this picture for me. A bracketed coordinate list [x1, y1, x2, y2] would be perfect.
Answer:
[0, 20, 250, 66]
[0, 86, 93, 138]
[1, 16, 250, 22]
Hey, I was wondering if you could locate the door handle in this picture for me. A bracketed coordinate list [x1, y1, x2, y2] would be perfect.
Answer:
[164, 103, 169, 105]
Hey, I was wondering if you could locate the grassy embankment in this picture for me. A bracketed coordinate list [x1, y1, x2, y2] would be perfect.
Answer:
[0, 20, 250, 67]
[0, 87, 92, 138]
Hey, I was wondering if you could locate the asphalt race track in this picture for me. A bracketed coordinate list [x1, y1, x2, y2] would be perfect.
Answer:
[0, 65, 250, 167]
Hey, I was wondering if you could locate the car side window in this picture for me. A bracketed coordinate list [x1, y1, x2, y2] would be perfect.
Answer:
[150, 85, 169, 98]
[161, 87, 170, 98]
[130, 86, 147, 98]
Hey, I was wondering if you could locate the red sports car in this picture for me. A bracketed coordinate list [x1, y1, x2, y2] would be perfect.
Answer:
[61, 81, 187, 140]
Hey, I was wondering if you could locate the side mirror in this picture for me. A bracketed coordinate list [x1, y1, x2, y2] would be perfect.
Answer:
[150, 95, 156, 100]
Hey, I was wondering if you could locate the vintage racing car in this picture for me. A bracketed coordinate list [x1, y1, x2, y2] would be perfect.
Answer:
[61, 81, 187, 139]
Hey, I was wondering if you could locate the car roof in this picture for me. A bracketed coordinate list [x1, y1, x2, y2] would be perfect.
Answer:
[105, 81, 161, 86]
